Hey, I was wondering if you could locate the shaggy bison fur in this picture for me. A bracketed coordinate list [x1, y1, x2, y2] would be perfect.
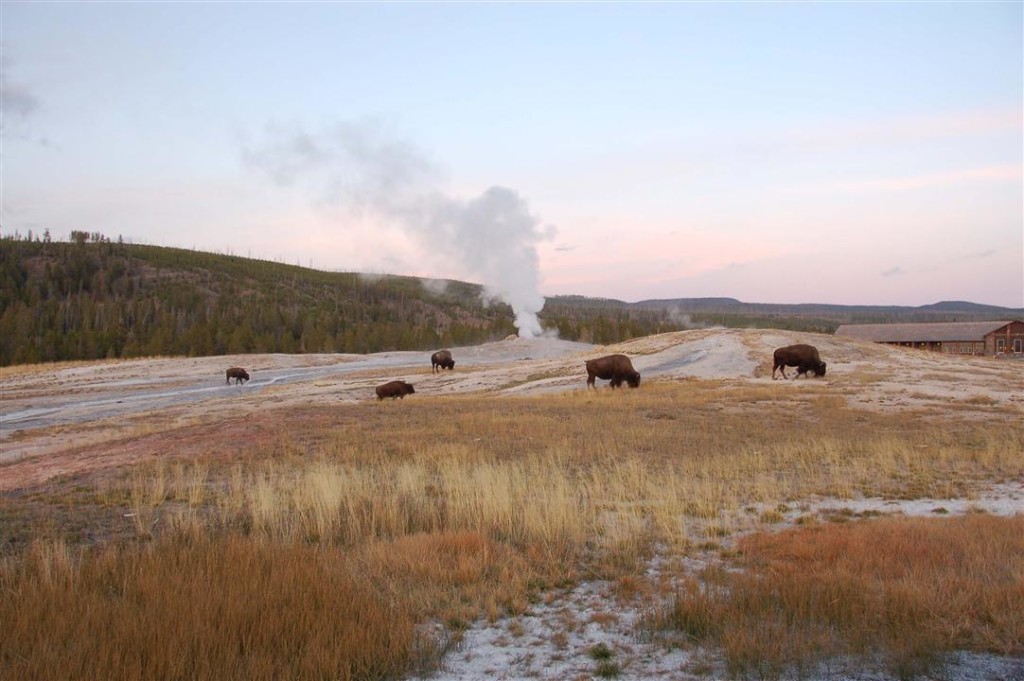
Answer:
[225, 367, 250, 385]
[772, 344, 826, 379]
[431, 350, 455, 373]
[376, 380, 416, 401]
[585, 354, 641, 389]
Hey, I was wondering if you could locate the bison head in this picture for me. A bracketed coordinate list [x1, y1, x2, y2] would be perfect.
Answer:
[814, 363, 827, 377]
[626, 371, 641, 388]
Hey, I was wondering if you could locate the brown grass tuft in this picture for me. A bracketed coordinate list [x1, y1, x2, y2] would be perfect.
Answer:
[0, 534, 433, 681]
[358, 530, 541, 624]
[643, 514, 1024, 679]
[4, 380, 1021, 678]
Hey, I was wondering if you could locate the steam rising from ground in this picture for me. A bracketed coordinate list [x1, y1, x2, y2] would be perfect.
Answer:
[243, 121, 554, 337]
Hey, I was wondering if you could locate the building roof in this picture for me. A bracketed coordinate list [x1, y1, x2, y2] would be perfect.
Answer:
[834, 321, 1015, 343]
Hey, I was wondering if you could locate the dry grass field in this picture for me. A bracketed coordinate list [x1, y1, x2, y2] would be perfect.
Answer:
[1, 329, 1022, 680]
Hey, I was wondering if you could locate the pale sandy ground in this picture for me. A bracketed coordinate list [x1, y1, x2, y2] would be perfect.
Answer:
[1, 329, 1022, 679]
[3, 328, 1022, 478]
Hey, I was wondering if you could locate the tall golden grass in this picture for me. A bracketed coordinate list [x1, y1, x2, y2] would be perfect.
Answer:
[643, 514, 1024, 680]
[2, 381, 1021, 679]
[190, 384, 1020, 558]
[0, 534, 428, 681]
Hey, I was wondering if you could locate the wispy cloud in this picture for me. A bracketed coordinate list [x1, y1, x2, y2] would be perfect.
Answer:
[0, 63, 45, 144]
[788, 109, 1022, 153]
[959, 249, 996, 262]
[816, 163, 1022, 194]
[0, 80, 38, 121]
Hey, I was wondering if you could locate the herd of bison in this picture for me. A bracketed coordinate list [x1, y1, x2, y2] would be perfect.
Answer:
[223, 344, 826, 400]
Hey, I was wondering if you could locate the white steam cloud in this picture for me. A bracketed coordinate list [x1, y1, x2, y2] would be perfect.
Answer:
[243, 121, 555, 337]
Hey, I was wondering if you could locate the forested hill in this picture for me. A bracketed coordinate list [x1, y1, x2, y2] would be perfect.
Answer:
[2, 234, 1020, 366]
[0, 236, 513, 365]
[0, 235, 687, 366]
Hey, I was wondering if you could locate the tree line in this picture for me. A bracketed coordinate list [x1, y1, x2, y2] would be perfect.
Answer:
[0, 235, 691, 366]
[0, 236, 518, 365]
[2, 233, 862, 367]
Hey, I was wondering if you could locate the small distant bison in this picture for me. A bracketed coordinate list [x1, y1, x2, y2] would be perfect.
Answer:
[772, 344, 827, 379]
[585, 354, 641, 389]
[431, 349, 455, 373]
[225, 367, 250, 385]
[376, 380, 415, 401]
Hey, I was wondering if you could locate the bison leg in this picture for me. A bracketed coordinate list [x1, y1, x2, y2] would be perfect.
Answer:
[587, 372, 596, 388]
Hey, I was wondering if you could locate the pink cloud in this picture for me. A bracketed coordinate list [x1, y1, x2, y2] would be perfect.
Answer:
[539, 220, 803, 300]
[818, 163, 1022, 194]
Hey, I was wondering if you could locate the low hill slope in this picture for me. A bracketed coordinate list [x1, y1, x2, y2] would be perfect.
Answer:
[0, 238, 522, 365]
[0, 238, 693, 365]
[6, 237, 1018, 367]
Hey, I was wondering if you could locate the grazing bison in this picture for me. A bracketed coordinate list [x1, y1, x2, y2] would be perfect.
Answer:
[431, 349, 455, 373]
[772, 344, 827, 379]
[376, 380, 415, 401]
[585, 354, 641, 389]
[225, 367, 250, 385]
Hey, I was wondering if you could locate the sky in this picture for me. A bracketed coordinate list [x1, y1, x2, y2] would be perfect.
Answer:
[2, 2, 1022, 316]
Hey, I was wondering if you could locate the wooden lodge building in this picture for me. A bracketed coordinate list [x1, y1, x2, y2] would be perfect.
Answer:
[835, 321, 1024, 356]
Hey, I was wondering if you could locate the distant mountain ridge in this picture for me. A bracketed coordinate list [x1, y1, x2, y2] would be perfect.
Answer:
[625, 296, 1022, 321]
[916, 300, 1018, 314]
[1, 234, 1019, 366]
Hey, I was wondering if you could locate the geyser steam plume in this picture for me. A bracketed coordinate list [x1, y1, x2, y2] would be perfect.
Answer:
[243, 121, 555, 337]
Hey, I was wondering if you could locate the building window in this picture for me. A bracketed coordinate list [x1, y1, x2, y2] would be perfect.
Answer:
[1015, 339, 1023, 353]
[997, 339, 1006, 352]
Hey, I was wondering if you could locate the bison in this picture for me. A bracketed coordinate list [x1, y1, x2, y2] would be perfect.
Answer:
[772, 344, 826, 379]
[225, 367, 250, 385]
[431, 349, 455, 373]
[585, 354, 641, 389]
[376, 380, 415, 401]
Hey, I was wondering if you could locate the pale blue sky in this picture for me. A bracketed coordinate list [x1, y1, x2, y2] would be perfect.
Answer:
[3, 1, 1021, 308]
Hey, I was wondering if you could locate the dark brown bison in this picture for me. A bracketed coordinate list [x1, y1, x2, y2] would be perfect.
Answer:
[431, 349, 455, 373]
[376, 380, 415, 401]
[225, 367, 250, 385]
[772, 344, 826, 379]
[585, 354, 641, 389]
